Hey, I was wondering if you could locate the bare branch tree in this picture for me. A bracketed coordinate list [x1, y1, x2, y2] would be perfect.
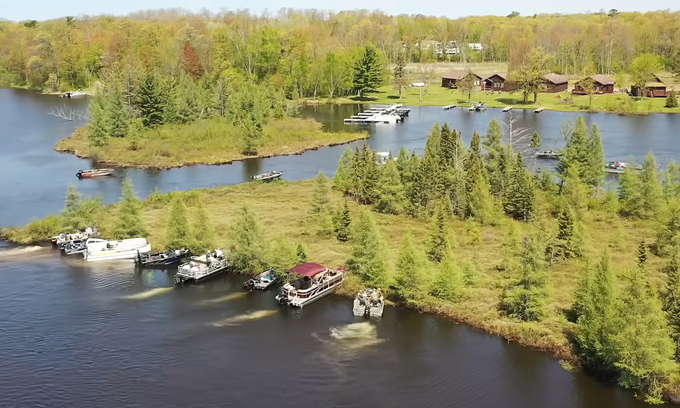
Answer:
[501, 111, 533, 154]
[47, 105, 89, 122]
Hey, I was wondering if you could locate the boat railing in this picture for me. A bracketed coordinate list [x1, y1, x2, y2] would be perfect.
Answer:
[295, 273, 344, 299]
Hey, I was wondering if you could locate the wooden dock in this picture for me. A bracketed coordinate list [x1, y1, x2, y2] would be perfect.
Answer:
[534, 107, 545, 113]
[443, 105, 456, 110]
[344, 104, 410, 124]
[502, 106, 513, 112]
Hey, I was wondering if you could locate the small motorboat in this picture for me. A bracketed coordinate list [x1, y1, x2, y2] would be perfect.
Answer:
[475, 102, 487, 111]
[83, 238, 151, 261]
[76, 169, 114, 179]
[135, 248, 187, 268]
[353, 288, 384, 318]
[243, 268, 279, 291]
[605, 161, 642, 174]
[375, 152, 391, 165]
[51, 226, 97, 247]
[535, 150, 561, 159]
[251, 171, 283, 182]
[174, 249, 230, 285]
[61, 239, 87, 255]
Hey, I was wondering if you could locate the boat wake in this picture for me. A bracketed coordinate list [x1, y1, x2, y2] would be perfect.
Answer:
[210, 309, 278, 327]
[328, 322, 384, 347]
[0, 245, 46, 258]
[122, 287, 174, 300]
[201, 291, 248, 305]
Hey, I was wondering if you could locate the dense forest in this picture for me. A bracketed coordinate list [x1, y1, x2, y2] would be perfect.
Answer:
[1, 9, 680, 94]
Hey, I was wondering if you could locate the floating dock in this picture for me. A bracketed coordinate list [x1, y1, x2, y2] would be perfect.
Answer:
[344, 104, 410, 124]
[534, 107, 545, 113]
[443, 105, 456, 110]
[502, 106, 513, 112]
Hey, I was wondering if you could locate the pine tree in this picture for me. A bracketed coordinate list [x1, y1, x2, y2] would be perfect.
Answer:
[576, 252, 618, 371]
[529, 131, 542, 172]
[666, 89, 678, 108]
[354, 144, 380, 205]
[637, 239, 648, 269]
[556, 116, 590, 183]
[166, 197, 191, 250]
[267, 237, 297, 276]
[427, 207, 450, 263]
[504, 153, 535, 222]
[613, 264, 675, 401]
[464, 131, 485, 192]
[352, 45, 383, 97]
[396, 147, 412, 182]
[467, 173, 498, 225]
[136, 74, 164, 128]
[572, 260, 593, 320]
[312, 171, 330, 213]
[190, 199, 215, 254]
[175, 77, 200, 124]
[662, 161, 680, 200]
[430, 251, 465, 302]
[406, 153, 427, 218]
[113, 178, 147, 239]
[439, 123, 455, 168]
[416, 124, 444, 210]
[106, 83, 128, 137]
[374, 159, 406, 215]
[333, 201, 352, 242]
[561, 164, 588, 218]
[62, 184, 82, 230]
[662, 249, 680, 357]
[296, 243, 308, 264]
[87, 92, 109, 147]
[585, 124, 605, 188]
[230, 205, 268, 273]
[483, 119, 508, 198]
[394, 230, 426, 303]
[333, 148, 355, 194]
[656, 199, 680, 257]
[500, 235, 547, 321]
[618, 166, 645, 218]
[548, 205, 581, 261]
[640, 152, 663, 219]
[392, 52, 408, 98]
[346, 210, 389, 288]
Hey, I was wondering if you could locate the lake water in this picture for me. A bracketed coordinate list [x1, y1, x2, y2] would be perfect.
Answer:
[0, 88, 675, 407]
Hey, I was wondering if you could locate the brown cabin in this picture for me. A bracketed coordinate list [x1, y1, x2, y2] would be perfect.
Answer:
[631, 75, 667, 98]
[441, 70, 483, 89]
[543, 73, 568, 93]
[573, 75, 615, 95]
[482, 73, 507, 91]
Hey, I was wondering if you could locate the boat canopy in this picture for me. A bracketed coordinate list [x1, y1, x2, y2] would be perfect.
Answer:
[289, 262, 327, 277]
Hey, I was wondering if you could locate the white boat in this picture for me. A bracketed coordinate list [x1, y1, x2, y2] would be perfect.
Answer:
[243, 268, 279, 291]
[51, 226, 97, 247]
[276, 263, 344, 308]
[83, 238, 151, 262]
[376, 152, 391, 165]
[353, 288, 384, 318]
[174, 249, 230, 285]
[605, 161, 642, 174]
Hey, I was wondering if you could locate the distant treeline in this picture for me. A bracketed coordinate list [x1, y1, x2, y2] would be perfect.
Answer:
[1, 9, 679, 93]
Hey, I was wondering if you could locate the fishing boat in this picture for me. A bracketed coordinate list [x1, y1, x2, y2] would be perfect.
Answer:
[51, 226, 97, 247]
[243, 268, 279, 291]
[62, 91, 87, 98]
[275, 263, 344, 308]
[605, 161, 642, 174]
[534, 150, 561, 159]
[174, 249, 230, 285]
[376, 152, 391, 165]
[353, 288, 384, 318]
[61, 239, 87, 255]
[251, 171, 283, 182]
[135, 248, 187, 268]
[83, 238, 151, 262]
[76, 169, 114, 179]
[475, 102, 487, 111]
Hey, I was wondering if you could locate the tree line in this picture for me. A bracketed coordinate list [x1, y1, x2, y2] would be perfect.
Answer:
[2, 9, 680, 93]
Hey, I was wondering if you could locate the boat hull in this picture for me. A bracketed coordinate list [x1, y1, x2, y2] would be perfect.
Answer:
[277, 281, 342, 308]
[174, 265, 230, 285]
[84, 244, 151, 262]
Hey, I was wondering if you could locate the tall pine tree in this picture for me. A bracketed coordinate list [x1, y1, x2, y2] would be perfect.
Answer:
[352, 45, 383, 97]
[190, 199, 215, 254]
[504, 153, 535, 222]
[230, 205, 268, 273]
[346, 210, 389, 288]
[662, 248, 680, 358]
[394, 230, 426, 303]
[374, 159, 406, 215]
[500, 235, 547, 321]
[334, 201, 352, 242]
[392, 52, 408, 98]
[430, 251, 465, 302]
[585, 124, 605, 188]
[166, 196, 191, 250]
[113, 178, 147, 239]
[136, 74, 164, 128]
[427, 207, 450, 263]
[640, 152, 663, 219]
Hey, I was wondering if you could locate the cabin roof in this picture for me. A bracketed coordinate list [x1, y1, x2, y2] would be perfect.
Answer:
[289, 263, 327, 277]
[544, 73, 568, 85]
[485, 72, 507, 80]
[644, 81, 666, 88]
[441, 70, 481, 80]
[590, 74, 615, 86]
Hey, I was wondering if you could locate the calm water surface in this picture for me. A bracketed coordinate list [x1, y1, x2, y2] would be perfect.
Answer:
[0, 89, 675, 407]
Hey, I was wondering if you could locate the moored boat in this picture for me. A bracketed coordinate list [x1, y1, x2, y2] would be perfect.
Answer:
[534, 150, 561, 159]
[51, 226, 97, 247]
[605, 161, 641, 174]
[174, 249, 230, 285]
[353, 288, 384, 318]
[275, 263, 344, 308]
[83, 238, 151, 262]
[61, 239, 87, 255]
[243, 268, 279, 291]
[76, 169, 114, 179]
[376, 152, 391, 165]
[251, 171, 283, 182]
[135, 248, 187, 268]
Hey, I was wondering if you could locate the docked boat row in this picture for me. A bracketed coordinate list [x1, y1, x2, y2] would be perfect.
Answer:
[344, 104, 410, 124]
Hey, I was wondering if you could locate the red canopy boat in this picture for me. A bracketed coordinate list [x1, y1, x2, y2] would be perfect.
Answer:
[76, 169, 114, 179]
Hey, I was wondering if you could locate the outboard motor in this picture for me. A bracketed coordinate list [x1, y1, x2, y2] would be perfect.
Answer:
[243, 279, 255, 291]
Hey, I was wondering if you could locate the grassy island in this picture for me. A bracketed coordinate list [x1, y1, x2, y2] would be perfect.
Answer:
[7, 114, 680, 403]
[55, 117, 366, 169]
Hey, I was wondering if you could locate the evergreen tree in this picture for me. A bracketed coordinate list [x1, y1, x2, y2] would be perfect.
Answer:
[576, 252, 618, 371]
[614, 265, 675, 402]
[87, 92, 109, 147]
[352, 45, 383, 97]
[429, 251, 465, 302]
[548, 204, 581, 261]
[618, 166, 645, 218]
[427, 207, 450, 263]
[333, 148, 355, 194]
[136, 74, 164, 128]
[529, 131, 541, 172]
[394, 230, 426, 303]
[346, 210, 389, 288]
[396, 147, 412, 182]
[561, 164, 589, 218]
[637, 239, 648, 269]
[467, 173, 498, 225]
[500, 235, 547, 321]
[374, 159, 406, 215]
[662, 249, 680, 357]
[354, 143, 380, 205]
[640, 152, 663, 219]
[190, 199, 215, 254]
[166, 197, 191, 250]
[662, 161, 680, 200]
[113, 178, 147, 239]
[572, 260, 593, 320]
[230, 205, 268, 273]
[392, 52, 408, 98]
[556, 116, 590, 182]
[505, 153, 535, 222]
[312, 171, 330, 213]
[417, 124, 444, 210]
[296, 243, 308, 264]
[106, 83, 128, 137]
[175, 77, 200, 124]
[439, 123, 455, 168]
[585, 124, 605, 188]
[464, 131, 485, 192]
[334, 201, 352, 242]
[267, 237, 297, 276]
[406, 153, 427, 218]
[666, 89, 679, 108]
[656, 199, 680, 257]
[62, 184, 82, 230]
[483, 119, 509, 198]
